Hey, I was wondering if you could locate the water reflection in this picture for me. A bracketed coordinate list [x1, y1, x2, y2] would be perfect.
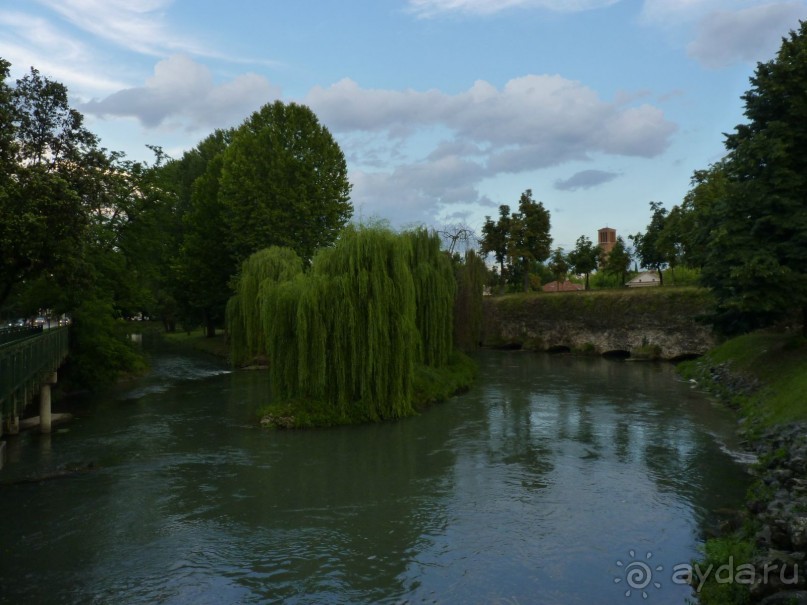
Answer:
[0, 348, 750, 604]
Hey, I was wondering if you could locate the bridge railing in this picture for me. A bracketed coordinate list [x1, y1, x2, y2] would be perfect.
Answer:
[0, 325, 43, 346]
[0, 327, 69, 429]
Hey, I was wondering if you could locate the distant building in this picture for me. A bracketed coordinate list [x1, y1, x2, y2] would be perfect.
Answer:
[626, 271, 661, 288]
[542, 280, 584, 293]
[598, 227, 616, 256]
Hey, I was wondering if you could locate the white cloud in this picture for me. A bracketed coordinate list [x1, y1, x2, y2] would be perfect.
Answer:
[0, 11, 128, 93]
[407, 0, 621, 17]
[309, 75, 675, 225]
[28, 0, 281, 67]
[554, 169, 620, 191]
[350, 161, 492, 226]
[638, 1, 807, 71]
[80, 55, 281, 130]
[31, 0, 198, 57]
[310, 75, 676, 168]
[687, 2, 807, 67]
[641, 0, 721, 22]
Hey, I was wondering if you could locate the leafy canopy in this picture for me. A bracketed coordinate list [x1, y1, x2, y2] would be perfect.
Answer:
[220, 101, 353, 264]
[677, 21, 807, 334]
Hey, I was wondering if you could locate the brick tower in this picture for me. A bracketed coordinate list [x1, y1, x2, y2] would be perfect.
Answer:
[598, 227, 616, 256]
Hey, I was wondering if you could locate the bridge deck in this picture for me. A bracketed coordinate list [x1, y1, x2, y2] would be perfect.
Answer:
[0, 327, 69, 436]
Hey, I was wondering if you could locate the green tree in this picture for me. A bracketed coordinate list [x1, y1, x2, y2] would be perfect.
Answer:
[453, 249, 487, 351]
[507, 190, 552, 292]
[0, 59, 15, 170]
[568, 235, 598, 290]
[547, 247, 569, 289]
[173, 131, 234, 336]
[12, 66, 97, 167]
[604, 236, 631, 287]
[0, 65, 90, 306]
[693, 22, 807, 334]
[220, 101, 353, 264]
[672, 165, 730, 270]
[480, 204, 511, 284]
[630, 201, 671, 286]
[0, 60, 151, 387]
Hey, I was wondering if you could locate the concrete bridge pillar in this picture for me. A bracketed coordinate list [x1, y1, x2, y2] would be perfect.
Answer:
[39, 372, 57, 434]
[5, 396, 20, 436]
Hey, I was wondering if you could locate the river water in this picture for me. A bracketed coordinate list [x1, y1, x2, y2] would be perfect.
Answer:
[0, 346, 751, 604]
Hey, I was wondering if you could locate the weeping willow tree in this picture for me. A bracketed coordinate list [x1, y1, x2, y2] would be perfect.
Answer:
[406, 228, 455, 367]
[226, 246, 303, 365]
[454, 249, 487, 351]
[256, 225, 419, 420]
[229, 225, 465, 424]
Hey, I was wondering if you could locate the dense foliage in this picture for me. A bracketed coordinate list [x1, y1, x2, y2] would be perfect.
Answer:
[226, 247, 304, 366]
[0, 57, 354, 387]
[220, 101, 353, 265]
[630, 201, 670, 286]
[567, 236, 599, 290]
[480, 189, 552, 291]
[453, 250, 487, 351]
[229, 226, 462, 424]
[0, 60, 166, 386]
[651, 22, 807, 335]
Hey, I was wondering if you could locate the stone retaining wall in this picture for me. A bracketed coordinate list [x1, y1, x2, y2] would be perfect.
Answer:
[481, 288, 716, 360]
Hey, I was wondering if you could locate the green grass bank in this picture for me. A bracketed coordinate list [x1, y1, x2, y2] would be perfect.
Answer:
[156, 325, 477, 430]
[483, 286, 715, 359]
[678, 330, 807, 604]
[490, 285, 713, 325]
[161, 327, 231, 361]
[678, 330, 807, 431]
[258, 351, 477, 429]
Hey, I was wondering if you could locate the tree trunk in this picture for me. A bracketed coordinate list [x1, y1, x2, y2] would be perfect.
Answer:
[584, 272, 590, 290]
[803, 305, 807, 338]
[657, 267, 664, 287]
[203, 310, 216, 338]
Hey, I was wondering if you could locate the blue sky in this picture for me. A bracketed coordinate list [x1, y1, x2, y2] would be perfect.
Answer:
[2, 0, 805, 250]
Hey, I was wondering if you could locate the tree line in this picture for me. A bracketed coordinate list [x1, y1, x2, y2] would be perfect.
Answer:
[0, 58, 353, 386]
[4, 17, 806, 391]
[479, 21, 807, 337]
[479, 189, 632, 292]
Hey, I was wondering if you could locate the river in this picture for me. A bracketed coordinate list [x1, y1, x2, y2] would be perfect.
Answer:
[0, 345, 751, 604]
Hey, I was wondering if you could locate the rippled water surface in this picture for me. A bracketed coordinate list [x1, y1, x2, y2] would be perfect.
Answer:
[0, 346, 750, 604]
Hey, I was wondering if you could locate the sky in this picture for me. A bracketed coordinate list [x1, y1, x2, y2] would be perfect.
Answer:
[2, 0, 806, 251]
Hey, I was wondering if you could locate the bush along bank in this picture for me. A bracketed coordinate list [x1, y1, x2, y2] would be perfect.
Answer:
[679, 331, 807, 604]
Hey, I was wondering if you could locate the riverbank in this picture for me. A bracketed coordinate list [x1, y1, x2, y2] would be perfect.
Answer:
[160, 327, 230, 361]
[678, 330, 807, 604]
[155, 324, 478, 429]
[482, 287, 715, 359]
[258, 351, 477, 429]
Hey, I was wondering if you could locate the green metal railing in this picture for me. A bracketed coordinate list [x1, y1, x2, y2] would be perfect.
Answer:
[0, 328, 69, 429]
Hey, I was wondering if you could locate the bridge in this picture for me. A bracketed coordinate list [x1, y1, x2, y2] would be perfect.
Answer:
[0, 325, 69, 467]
